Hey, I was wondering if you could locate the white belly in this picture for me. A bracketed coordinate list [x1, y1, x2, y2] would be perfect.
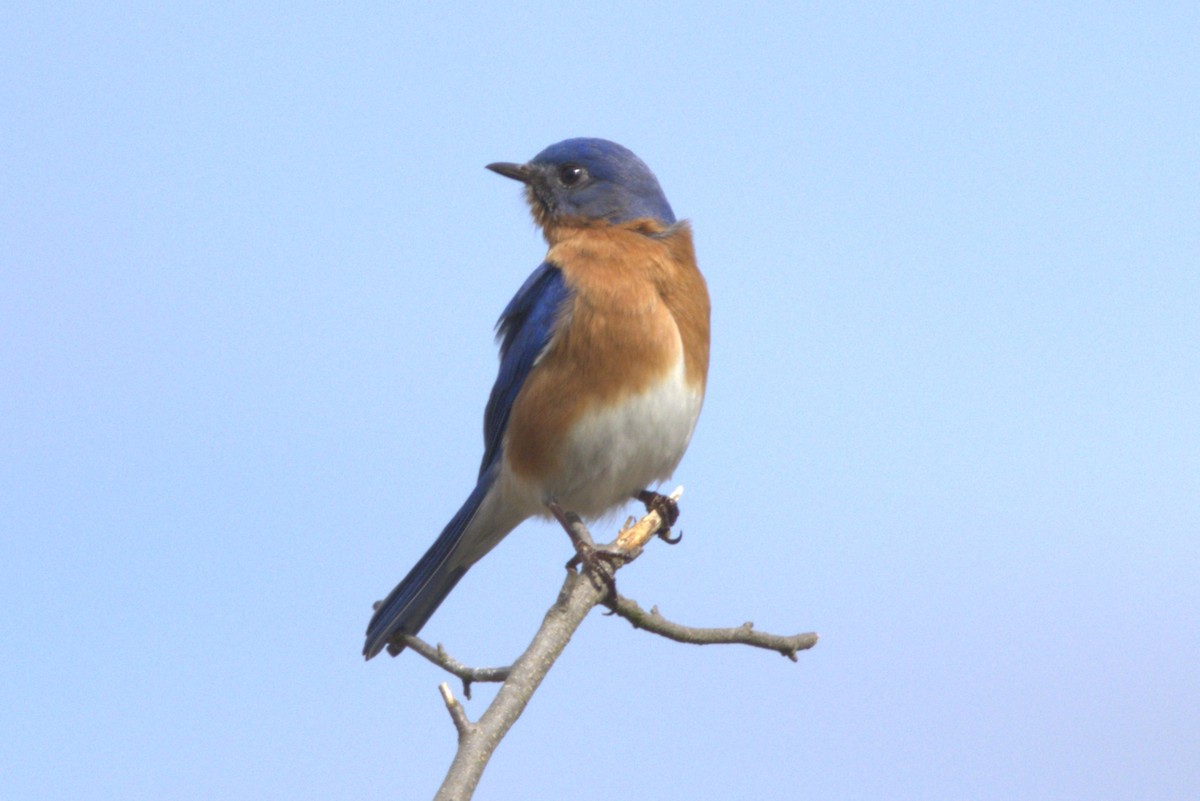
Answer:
[454, 357, 701, 568]
[545, 352, 702, 517]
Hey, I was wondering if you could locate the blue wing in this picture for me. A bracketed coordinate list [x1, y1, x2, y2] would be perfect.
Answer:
[363, 262, 569, 659]
[479, 261, 570, 477]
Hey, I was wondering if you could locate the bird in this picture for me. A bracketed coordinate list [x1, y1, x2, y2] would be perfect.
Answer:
[363, 137, 710, 660]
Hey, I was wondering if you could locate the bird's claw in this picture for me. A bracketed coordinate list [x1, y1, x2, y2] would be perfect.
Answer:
[565, 541, 632, 571]
[565, 540, 630, 600]
[658, 528, 683, 545]
[547, 500, 630, 600]
[636, 490, 682, 543]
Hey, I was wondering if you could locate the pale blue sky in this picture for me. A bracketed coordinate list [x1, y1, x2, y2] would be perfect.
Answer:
[4, 3, 1198, 799]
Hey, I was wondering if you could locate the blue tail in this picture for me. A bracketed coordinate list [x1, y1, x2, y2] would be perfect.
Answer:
[363, 479, 493, 660]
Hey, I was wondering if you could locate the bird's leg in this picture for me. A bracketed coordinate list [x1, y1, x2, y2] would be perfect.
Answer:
[546, 500, 628, 600]
[546, 500, 595, 567]
[635, 490, 682, 544]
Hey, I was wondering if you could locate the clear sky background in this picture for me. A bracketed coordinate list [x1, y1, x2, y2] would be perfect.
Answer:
[4, 3, 1197, 799]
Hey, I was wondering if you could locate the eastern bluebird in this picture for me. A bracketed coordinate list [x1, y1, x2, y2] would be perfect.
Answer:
[364, 138, 710, 659]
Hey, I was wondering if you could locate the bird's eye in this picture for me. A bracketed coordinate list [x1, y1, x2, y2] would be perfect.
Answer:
[557, 164, 587, 187]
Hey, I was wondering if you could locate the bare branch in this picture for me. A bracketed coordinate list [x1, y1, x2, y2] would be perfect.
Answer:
[606, 595, 819, 661]
[434, 567, 607, 801]
[424, 490, 817, 800]
[437, 683, 473, 739]
[403, 635, 511, 700]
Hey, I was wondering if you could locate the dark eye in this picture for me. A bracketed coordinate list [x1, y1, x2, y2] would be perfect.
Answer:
[557, 164, 587, 187]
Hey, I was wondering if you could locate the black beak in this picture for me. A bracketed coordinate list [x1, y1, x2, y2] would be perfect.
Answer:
[486, 162, 531, 183]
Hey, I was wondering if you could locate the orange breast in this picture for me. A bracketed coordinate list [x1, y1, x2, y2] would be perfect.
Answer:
[504, 221, 709, 483]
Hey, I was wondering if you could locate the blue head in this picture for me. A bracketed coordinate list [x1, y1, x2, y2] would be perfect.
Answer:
[487, 138, 676, 228]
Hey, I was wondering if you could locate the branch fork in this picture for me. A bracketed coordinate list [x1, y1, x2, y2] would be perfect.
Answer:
[377, 487, 818, 800]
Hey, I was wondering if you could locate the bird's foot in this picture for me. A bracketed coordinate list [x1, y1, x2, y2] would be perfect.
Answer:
[635, 490, 683, 544]
[547, 500, 629, 600]
[571, 543, 628, 602]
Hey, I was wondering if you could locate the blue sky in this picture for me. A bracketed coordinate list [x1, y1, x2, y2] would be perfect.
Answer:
[4, 3, 1197, 799]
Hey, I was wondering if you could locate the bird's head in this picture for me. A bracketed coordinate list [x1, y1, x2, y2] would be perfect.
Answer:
[487, 138, 676, 235]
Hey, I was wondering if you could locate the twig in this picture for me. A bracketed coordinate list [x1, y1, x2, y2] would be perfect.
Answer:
[403, 635, 511, 699]
[607, 595, 819, 661]
[437, 683, 473, 740]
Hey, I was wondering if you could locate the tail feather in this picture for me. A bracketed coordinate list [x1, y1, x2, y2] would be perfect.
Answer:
[363, 479, 492, 660]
